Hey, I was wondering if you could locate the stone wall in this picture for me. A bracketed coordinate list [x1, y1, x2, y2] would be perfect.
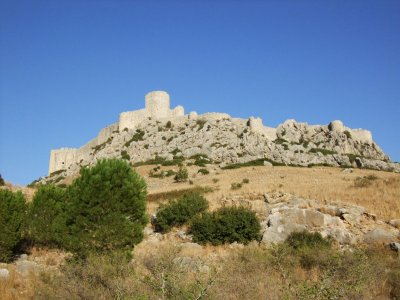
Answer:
[48, 90, 381, 175]
[248, 117, 277, 140]
[119, 109, 148, 132]
[351, 129, 373, 144]
[48, 148, 77, 175]
[98, 123, 119, 145]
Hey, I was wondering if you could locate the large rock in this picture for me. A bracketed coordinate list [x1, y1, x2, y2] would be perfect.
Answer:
[363, 229, 398, 245]
[261, 194, 397, 247]
[0, 268, 10, 280]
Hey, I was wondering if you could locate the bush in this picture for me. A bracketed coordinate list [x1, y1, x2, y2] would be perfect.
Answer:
[0, 173, 4, 186]
[309, 148, 337, 156]
[125, 129, 145, 147]
[222, 158, 285, 169]
[285, 231, 333, 269]
[190, 206, 261, 245]
[0, 189, 27, 262]
[286, 231, 332, 250]
[25, 185, 67, 247]
[231, 182, 242, 190]
[197, 168, 209, 175]
[354, 175, 377, 188]
[121, 150, 130, 161]
[63, 159, 147, 256]
[242, 178, 250, 184]
[155, 193, 208, 232]
[174, 166, 188, 182]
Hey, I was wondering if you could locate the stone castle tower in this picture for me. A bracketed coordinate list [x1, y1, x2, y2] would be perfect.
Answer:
[48, 91, 185, 175]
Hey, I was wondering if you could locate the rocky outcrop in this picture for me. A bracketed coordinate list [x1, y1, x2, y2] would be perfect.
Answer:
[44, 91, 399, 183]
[44, 114, 399, 183]
[261, 192, 400, 247]
[216, 192, 400, 248]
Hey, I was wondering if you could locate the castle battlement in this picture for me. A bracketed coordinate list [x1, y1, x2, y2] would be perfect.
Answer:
[48, 91, 377, 176]
[49, 91, 186, 175]
[118, 91, 185, 131]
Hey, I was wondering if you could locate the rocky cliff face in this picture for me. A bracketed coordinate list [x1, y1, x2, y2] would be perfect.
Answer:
[44, 114, 399, 182]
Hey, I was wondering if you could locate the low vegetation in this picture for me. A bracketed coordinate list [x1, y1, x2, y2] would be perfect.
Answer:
[174, 165, 189, 182]
[190, 154, 211, 167]
[222, 158, 285, 169]
[197, 168, 209, 175]
[190, 206, 261, 245]
[133, 155, 184, 167]
[146, 186, 213, 202]
[155, 192, 208, 232]
[231, 182, 242, 190]
[354, 174, 378, 187]
[309, 148, 337, 155]
[124, 129, 145, 147]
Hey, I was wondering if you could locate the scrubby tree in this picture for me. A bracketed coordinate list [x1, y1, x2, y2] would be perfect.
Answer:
[25, 185, 66, 247]
[190, 206, 261, 245]
[63, 159, 147, 256]
[0, 189, 27, 262]
[174, 165, 188, 182]
[0, 173, 5, 186]
[155, 192, 208, 232]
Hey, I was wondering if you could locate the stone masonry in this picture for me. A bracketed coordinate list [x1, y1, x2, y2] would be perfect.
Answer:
[48, 90, 397, 176]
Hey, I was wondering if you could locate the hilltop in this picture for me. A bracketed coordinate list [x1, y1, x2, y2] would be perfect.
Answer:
[41, 91, 399, 185]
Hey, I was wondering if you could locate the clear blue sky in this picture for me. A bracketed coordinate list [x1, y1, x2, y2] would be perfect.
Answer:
[1, 0, 399, 185]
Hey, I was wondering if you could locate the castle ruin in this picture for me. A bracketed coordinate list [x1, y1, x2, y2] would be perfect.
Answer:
[48, 90, 374, 175]
[49, 91, 185, 174]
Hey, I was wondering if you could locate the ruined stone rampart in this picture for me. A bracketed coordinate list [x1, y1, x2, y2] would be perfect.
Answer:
[49, 148, 77, 175]
[48, 90, 380, 175]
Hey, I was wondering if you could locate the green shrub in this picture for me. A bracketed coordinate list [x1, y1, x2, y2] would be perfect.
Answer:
[222, 158, 285, 169]
[190, 154, 210, 167]
[231, 182, 242, 190]
[309, 148, 337, 156]
[274, 138, 288, 144]
[155, 192, 208, 232]
[285, 231, 333, 269]
[63, 159, 147, 257]
[146, 186, 213, 203]
[121, 150, 130, 161]
[354, 175, 377, 187]
[125, 129, 145, 147]
[286, 231, 331, 250]
[25, 185, 67, 247]
[190, 206, 261, 245]
[174, 166, 188, 182]
[0, 173, 4, 186]
[197, 168, 209, 175]
[0, 189, 27, 262]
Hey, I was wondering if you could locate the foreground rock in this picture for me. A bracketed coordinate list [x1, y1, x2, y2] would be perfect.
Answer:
[261, 193, 400, 247]
[216, 192, 400, 248]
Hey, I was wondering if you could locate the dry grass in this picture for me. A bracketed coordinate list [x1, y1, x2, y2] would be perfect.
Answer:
[0, 266, 36, 300]
[30, 240, 400, 300]
[137, 165, 400, 220]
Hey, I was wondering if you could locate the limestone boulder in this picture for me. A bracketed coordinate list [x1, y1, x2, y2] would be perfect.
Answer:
[0, 268, 9, 280]
[363, 229, 398, 245]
